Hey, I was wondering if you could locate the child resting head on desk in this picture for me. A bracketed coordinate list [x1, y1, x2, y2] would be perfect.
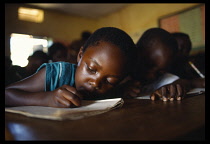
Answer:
[118, 28, 205, 101]
[5, 27, 137, 108]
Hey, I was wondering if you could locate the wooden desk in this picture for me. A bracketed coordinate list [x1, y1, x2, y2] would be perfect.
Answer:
[5, 95, 205, 140]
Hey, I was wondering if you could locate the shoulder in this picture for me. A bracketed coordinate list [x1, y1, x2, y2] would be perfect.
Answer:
[37, 62, 76, 71]
[50, 61, 76, 67]
[38, 62, 77, 91]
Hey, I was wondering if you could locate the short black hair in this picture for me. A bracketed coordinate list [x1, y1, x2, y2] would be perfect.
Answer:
[136, 28, 178, 54]
[82, 27, 137, 73]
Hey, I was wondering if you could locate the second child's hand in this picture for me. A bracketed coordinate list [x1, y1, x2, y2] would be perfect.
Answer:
[150, 83, 185, 101]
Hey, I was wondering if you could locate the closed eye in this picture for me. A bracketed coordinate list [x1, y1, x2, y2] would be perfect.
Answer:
[105, 77, 119, 86]
[106, 80, 116, 86]
[85, 63, 96, 74]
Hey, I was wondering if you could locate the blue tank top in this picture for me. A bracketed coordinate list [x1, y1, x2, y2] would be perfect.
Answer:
[36, 62, 77, 91]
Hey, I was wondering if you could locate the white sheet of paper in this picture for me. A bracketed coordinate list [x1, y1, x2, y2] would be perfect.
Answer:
[5, 98, 124, 121]
[186, 88, 205, 94]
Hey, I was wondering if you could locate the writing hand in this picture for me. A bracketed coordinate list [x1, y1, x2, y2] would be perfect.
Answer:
[46, 85, 83, 108]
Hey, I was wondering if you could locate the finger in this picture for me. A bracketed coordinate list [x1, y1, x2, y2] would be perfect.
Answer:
[169, 84, 176, 101]
[181, 86, 186, 100]
[58, 86, 82, 107]
[176, 84, 183, 101]
[62, 85, 83, 99]
[55, 96, 71, 107]
[62, 90, 82, 107]
[161, 87, 167, 101]
[150, 93, 156, 101]
[150, 91, 161, 101]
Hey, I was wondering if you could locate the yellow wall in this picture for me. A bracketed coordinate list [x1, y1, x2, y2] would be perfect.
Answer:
[96, 3, 200, 43]
[5, 4, 96, 56]
[5, 3, 201, 56]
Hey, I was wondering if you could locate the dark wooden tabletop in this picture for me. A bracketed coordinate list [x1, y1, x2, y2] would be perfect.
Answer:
[5, 94, 205, 141]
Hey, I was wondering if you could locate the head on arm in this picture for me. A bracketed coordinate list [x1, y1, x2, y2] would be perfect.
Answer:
[133, 28, 178, 85]
[74, 27, 137, 99]
[5, 27, 137, 107]
[124, 28, 186, 100]
[135, 28, 197, 101]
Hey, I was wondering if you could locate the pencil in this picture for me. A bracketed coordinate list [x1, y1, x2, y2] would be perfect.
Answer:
[188, 61, 205, 78]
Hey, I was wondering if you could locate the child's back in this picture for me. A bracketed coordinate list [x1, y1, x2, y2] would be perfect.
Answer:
[133, 27, 178, 86]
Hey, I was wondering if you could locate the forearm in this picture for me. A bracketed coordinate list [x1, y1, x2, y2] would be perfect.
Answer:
[5, 88, 50, 107]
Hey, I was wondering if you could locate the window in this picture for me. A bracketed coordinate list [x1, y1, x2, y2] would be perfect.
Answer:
[18, 7, 44, 23]
[10, 33, 52, 67]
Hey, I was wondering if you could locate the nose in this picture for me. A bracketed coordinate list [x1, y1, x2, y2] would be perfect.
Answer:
[88, 77, 102, 90]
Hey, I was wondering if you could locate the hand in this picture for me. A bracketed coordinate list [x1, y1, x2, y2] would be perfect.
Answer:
[123, 80, 141, 98]
[150, 83, 186, 101]
[45, 85, 83, 108]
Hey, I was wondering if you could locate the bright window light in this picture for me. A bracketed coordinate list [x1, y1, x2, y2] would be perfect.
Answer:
[18, 7, 44, 23]
[10, 33, 49, 67]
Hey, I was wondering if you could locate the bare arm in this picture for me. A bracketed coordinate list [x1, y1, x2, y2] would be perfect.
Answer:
[5, 68, 47, 106]
[5, 68, 82, 108]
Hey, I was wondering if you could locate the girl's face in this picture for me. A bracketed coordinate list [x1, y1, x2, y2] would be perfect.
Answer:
[75, 41, 128, 99]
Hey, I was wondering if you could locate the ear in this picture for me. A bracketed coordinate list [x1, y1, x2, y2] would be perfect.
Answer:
[77, 46, 84, 64]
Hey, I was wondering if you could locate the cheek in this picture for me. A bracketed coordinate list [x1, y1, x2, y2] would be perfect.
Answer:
[75, 65, 87, 87]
